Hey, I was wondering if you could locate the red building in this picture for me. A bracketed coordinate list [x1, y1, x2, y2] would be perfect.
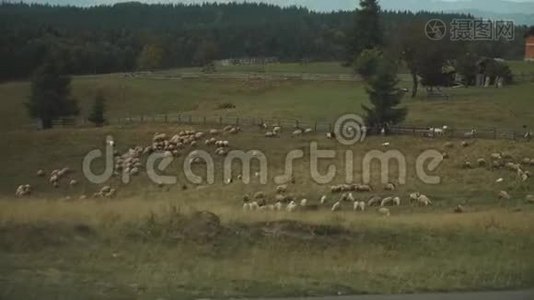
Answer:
[526, 35, 534, 61]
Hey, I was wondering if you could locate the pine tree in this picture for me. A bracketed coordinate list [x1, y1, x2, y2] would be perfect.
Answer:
[26, 60, 79, 129]
[88, 92, 106, 127]
[348, 0, 383, 62]
[362, 59, 407, 132]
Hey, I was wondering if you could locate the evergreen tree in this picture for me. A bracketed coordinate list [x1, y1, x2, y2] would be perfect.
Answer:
[88, 91, 106, 127]
[362, 59, 407, 132]
[26, 60, 79, 129]
[348, 0, 383, 62]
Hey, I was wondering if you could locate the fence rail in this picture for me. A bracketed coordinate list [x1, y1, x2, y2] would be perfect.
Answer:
[47, 113, 532, 142]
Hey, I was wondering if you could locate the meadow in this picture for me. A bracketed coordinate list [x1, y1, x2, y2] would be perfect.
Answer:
[1, 61, 534, 299]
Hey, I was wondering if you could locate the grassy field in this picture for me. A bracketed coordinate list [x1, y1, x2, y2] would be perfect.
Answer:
[2, 75, 534, 133]
[1, 61, 534, 299]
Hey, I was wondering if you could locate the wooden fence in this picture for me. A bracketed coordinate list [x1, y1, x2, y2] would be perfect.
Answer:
[49, 113, 533, 142]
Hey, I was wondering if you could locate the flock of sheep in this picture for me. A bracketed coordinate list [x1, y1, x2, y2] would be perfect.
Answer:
[242, 182, 433, 217]
[13, 124, 534, 213]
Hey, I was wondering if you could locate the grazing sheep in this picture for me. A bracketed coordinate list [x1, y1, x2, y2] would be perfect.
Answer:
[254, 191, 265, 200]
[409, 192, 421, 204]
[331, 201, 342, 212]
[382, 142, 390, 148]
[498, 190, 511, 200]
[454, 205, 465, 213]
[273, 126, 282, 134]
[461, 141, 470, 147]
[69, 179, 78, 187]
[525, 195, 534, 204]
[378, 207, 391, 217]
[502, 153, 513, 160]
[209, 129, 220, 135]
[491, 153, 503, 160]
[367, 196, 381, 207]
[505, 162, 520, 171]
[249, 202, 260, 211]
[385, 183, 396, 191]
[356, 184, 373, 192]
[522, 158, 531, 165]
[320, 195, 328, 205]
[275, 194, 285, 203]
[36, 169, 45, 177]
[496, 178, 504, 183]
[417, 195, 432, 206]
[300, 199, 308, 207]
[79, 195, 87, 200]
[304, 128, 313, 134]
[276, 185, 288, 194]
[464, 129, 477, 138]
[326, 132, 335, 139]
[274, 201, 283, 211]
[287, 201, 298, 212]
[442, 152, 449, 159]
[15, 184, 32, 197]
[353, 201, 366, 211]
[393, 197, 401, 206]
[265, 131, 276, 138]
[477, 158, 487, 167]
[292, 129, 303, 137]
[462, 161, 473, 169]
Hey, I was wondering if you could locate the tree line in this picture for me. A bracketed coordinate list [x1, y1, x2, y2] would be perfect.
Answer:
[1, 1, 530, 81]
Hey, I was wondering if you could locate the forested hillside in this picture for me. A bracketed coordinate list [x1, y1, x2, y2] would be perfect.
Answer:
[0, 2, 528, 80]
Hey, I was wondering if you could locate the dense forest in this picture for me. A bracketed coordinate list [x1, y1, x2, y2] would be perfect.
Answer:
[0, 2, 529, 80]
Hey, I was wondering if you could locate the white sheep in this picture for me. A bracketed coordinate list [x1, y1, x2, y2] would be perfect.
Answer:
[36, 169, 45, 177]
[356, 184, 373, 192]
[274, 201, 283, 211]
[496, 178, 504, 183]
[367, 196, 381, 207]
[409, 192, 421, 204]
[331, 201, 342, 212]
[300, 198, 308, 207]
[320, 195, 327, 205]
[378, 207, 391, 217]
[498, 191, 511, 200]
[417, 194, 432, 206]
[287, 201, 298, 212]
[276, 185, 288, 194]
[353, 201, 365, 211]
[292, 129, 303, 137]
[385, 183, 396, 191]
[304, 128, 313, 134]
[69, 179, 78, 187]
[526, 195, 534, 204]
[380, 197, 393, 207]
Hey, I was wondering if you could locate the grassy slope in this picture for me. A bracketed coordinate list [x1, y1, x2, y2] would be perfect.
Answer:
[2, 61, 534, 298]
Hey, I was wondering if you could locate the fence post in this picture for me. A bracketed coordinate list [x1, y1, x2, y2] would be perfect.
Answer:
[177, 114, 181, 123]
[188, 115, 192, 124]
[314, 121, 317, 132]
[236, 117, 240, 126]
[164, 114, 168, 123]
[141, 115, 144, 123]
[493, 128, 497, 139]
[296, 120, 299, 129]
[203, 116, 207, 125]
